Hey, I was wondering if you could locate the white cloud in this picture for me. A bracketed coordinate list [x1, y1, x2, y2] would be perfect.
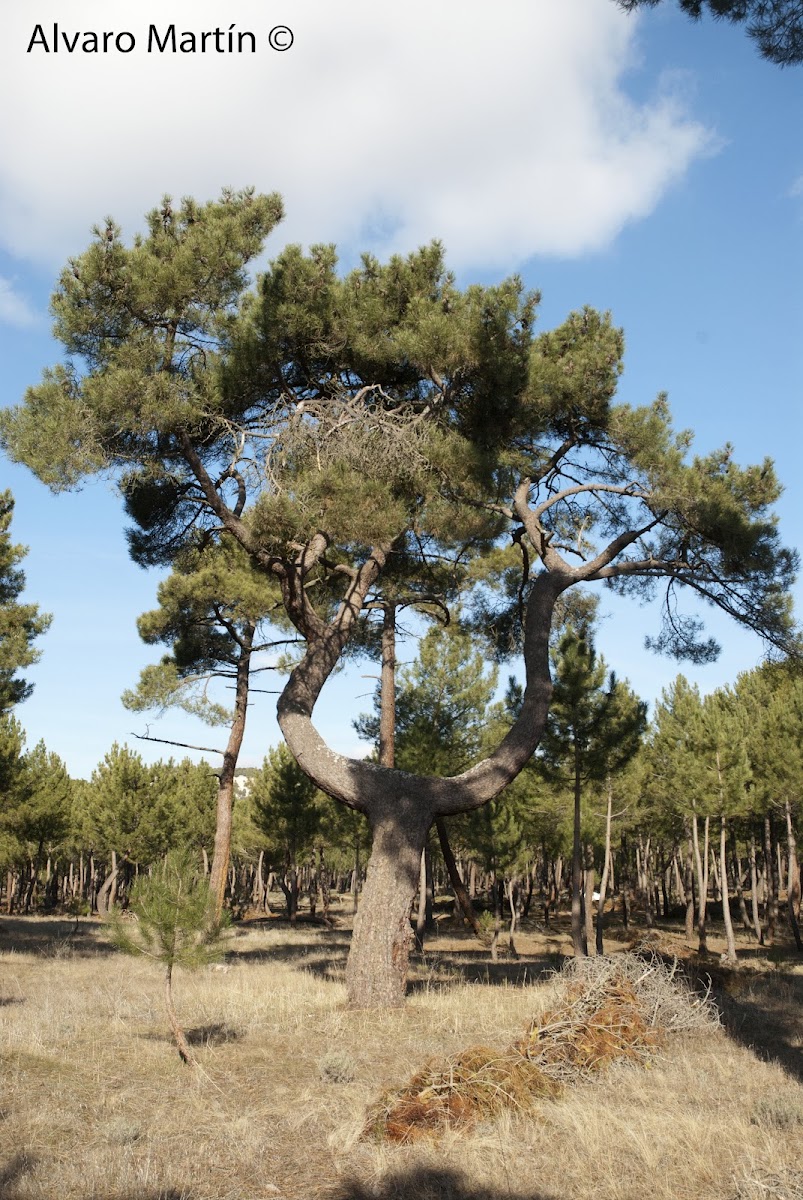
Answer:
[0, 0, 713, 270]
[0, 277, 38, 327]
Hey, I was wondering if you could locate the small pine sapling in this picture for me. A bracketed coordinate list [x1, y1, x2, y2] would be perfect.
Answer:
[108, 849, 230, 1067]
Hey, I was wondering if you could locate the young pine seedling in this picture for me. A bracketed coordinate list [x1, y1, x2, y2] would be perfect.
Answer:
[108, 849, 231, 1068]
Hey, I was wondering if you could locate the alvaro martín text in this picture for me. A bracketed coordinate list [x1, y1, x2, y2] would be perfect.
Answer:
[26, 24, 258, 54]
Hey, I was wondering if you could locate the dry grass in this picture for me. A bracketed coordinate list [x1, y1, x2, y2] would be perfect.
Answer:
[0, 909, 801, 1200]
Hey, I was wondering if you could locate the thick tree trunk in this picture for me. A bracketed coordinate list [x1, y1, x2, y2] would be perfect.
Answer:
[345, 799, 431, 1008]
[209, 622, 254, 922]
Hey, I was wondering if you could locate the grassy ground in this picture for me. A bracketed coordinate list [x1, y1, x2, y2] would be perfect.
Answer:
[0, 904, 801, 1200]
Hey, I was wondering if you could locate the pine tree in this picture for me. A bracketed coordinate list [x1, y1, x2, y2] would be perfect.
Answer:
[108, 848, 229, 1067]
[2, 190, 798, 1006]
[0, 490, 50, 714]
[540, 623, 646, 955]
[123, 538, 288, 917]
[248, 743, 322, 920]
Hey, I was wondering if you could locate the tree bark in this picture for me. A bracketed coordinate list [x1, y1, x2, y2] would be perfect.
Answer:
[345, 798, 431, 1008]
[691, 812, 708, 953]
[583, 842, 596, 956]
[749, 831, 764, 944]
[763, 814, 778, 946]
[436, 816, 483, 937]
[279, 569, 566, 1006]
[571, 745, 587, 957]
[209, 621, 254, 922]
[784, 798, 802, 952]
[595, 782, 613, 956]
[164, 963, 196, 1068]
[720, 817, 738, 967]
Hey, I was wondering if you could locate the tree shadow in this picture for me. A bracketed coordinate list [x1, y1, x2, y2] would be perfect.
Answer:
[226, 928, 352, 975]
[137, 1021, 243, 1048]
[0, 916, 116, 958]
[0, 1152, 36, 1196]
[713, 968, 803, 1084]
[645, 943, 803, 1085]
[185, 1021, 243, 1047]
[327, 1165, 555, 1200]
[406, 951, 564, 991]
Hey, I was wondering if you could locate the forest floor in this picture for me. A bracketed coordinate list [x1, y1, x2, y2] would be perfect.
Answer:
[0, 901, 802, 1200]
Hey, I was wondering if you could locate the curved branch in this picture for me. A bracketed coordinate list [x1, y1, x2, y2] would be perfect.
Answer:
[277, 567, 571, 817]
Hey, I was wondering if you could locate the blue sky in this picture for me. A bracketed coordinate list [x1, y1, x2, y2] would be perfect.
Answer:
[0, 1, 800, 778]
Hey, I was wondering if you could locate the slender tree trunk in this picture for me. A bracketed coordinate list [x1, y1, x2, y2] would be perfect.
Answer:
[620, 834, 630, 932]
[507, 877, 520, 959]
[490, 872, 502, 963]
[720, 816, 738, 967]
[583, 842, 596, 956]
[414, 845, 431, 952]
[731, 835, 752, 934]
[710, 845, 721, 902]
[571, 743, 587, 957]
[209, 622, 254, 922]
[595, 783, 613, 955]
[749, 832, 764, 944]
[684, 836, 695, 945]
[672, 849, 686, 908]
[764, 814, 778, 946]
[436, 816, 483, 937]
[691, 812, 708, 953]
[784, 799, 802, 951]
[164, 963, 196, 1068]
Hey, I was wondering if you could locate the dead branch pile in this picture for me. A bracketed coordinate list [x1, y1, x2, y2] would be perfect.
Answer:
[562, 948, 720, 1032]
[365, 951, 720, 1143]
[364, 1046, 561, 1144]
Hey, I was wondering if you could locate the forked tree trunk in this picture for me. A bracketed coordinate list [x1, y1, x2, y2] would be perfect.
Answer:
[279, 568, 563, 1008]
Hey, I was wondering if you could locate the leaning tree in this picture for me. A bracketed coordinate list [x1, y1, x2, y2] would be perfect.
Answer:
[1, 189, 797, 1007]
